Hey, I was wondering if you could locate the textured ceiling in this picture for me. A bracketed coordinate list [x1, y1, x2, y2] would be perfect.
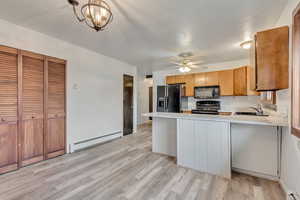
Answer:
[0, 0, 287, 73]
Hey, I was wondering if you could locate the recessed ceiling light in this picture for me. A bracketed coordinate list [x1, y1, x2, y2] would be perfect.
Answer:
[240, 40, 252, 49]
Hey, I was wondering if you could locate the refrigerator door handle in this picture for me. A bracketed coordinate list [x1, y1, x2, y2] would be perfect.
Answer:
[165, 97, 169, 111]
[165, 86, 168, 112]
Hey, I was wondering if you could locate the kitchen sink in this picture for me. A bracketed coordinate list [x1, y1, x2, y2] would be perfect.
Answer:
[235, 112, 269, 117]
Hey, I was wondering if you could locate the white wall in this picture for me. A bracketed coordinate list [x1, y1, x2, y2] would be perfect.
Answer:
[137, 73, 153, 125]
[275, 0, 300, 196]
[152, 59, 261, 112]
[0, 19, 138, 152]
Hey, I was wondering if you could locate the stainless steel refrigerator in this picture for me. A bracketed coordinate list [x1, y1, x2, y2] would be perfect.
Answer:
[157, 84, 183, 113]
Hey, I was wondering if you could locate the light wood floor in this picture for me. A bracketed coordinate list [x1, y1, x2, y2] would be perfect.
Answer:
[0, 124, 285, 200]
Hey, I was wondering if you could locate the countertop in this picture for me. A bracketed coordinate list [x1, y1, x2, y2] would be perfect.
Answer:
[143, 112, 288, 127]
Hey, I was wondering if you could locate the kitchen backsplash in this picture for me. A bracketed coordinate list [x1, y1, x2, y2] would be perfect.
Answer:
[181, 96, 262, 112]
[181, 94, 289, 117]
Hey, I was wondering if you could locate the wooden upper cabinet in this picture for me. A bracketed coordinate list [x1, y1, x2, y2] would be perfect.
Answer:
[292, 6, 300, 138]
[166, 76, 176, 85]
[194, 73, 206, 86]
[165, 66, 257, 97]
[249, 39, 257, 91]
[166, 75, 186, 84]
[234, 67, 247, 96]
[175, 75, 185, 84]
[247, 67, 260, 96]
[256, 26, 289, 91]
[205, 71, 219, 86]
[0, 46, 18, 174]
[185, 74, 195, 97]
[46, 59, 66, 159]
[194, 72, 219, 87]
[219, 70, 234, 96]
[20, 52, 45, 167]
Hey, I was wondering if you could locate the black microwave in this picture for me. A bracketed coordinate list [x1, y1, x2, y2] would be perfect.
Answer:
[194, 86, 220, 99]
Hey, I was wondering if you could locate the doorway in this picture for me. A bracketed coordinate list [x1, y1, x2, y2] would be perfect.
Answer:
[123, 74, 134, 136]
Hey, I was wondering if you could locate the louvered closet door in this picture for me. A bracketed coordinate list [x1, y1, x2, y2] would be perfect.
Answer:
[0, 46, 18, 174]
[46, 59, 66, 159]
[21, 52, 44, 166]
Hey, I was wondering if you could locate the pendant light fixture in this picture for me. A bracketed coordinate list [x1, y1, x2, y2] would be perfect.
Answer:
[68, 0, 113, 31]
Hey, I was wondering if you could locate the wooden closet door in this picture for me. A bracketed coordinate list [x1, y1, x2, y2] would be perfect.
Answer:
[21, 52, 44, 166]
[46, 58, 66, 159]
[0, 46, 18, 174]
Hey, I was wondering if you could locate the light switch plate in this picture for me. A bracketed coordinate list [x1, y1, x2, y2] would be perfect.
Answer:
[72, 84, 78, 90]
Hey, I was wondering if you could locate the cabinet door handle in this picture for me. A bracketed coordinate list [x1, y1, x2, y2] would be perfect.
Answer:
[32, 116, 35, 119]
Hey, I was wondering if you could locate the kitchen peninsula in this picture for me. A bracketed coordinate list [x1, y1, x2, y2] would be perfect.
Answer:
[143, 112, 288, 179]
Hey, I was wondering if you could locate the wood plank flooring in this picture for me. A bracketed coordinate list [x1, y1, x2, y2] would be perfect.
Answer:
[0, 123, 285, 200]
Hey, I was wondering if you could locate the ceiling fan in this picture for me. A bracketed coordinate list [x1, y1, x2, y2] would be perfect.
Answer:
[169, 52, 203, 73]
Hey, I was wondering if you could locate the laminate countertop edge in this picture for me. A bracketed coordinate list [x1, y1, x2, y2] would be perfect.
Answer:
[143, 112, 288, 127]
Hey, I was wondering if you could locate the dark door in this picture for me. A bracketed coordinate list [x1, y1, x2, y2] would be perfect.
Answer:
[149, 87, 153, 120]
[123, 75, 134, 136]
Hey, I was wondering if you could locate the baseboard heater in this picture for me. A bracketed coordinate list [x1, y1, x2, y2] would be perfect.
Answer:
[70, 131, 122, 152]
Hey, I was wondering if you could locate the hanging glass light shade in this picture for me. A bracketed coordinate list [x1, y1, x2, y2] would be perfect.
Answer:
[68, 0, 113, 31]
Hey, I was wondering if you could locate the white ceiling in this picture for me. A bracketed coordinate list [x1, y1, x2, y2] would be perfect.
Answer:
[0, 0, 287, 73]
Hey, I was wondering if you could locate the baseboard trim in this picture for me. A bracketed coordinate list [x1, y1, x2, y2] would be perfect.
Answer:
[70, 131, 122, 152]
[232, 168, 279, 181]
[279, 179, 289, 199]
[138, 121, 152, 129]
[279, 180, 300, 200]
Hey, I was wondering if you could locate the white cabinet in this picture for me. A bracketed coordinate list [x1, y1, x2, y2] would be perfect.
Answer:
[231, 124, 280, 179]
[152, 117, 177, 157]
[177, 119, 231, 178]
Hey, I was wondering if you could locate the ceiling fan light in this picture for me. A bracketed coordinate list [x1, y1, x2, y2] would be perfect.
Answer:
[179, 66, 191, 73]
[240, 40, 252, 49]
[185, 67, 191, 72]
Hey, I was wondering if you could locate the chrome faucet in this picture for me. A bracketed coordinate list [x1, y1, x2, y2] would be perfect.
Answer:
[250, 104, 264, 116]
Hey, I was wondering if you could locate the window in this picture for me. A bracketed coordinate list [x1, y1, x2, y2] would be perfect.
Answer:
[292, 5, 300, 138]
